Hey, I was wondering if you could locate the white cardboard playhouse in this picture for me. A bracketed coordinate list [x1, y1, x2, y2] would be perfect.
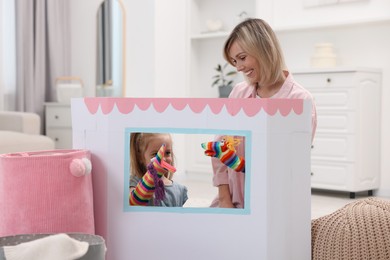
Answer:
[71, 97, 312, 260]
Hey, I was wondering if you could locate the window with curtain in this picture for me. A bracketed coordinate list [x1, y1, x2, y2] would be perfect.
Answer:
[0, 0, 71, 119]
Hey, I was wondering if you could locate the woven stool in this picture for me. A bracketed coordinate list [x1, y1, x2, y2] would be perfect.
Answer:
[312, 197, 390, 260]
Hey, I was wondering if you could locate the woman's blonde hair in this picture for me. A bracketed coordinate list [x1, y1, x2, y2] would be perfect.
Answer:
[223, 18, 286, 87]
[130, 132, 174, 179]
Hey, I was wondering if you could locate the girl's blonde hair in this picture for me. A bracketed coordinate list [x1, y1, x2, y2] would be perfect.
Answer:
[130, 133, 174, 179]
[223, 18, 286, 88]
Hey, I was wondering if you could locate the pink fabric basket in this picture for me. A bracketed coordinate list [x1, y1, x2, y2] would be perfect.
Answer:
[0, 150, 95, 237]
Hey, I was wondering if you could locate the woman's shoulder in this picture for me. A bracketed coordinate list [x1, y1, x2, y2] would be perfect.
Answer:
[291, 81, 314, 99]
[278, 72, 314, 100]
[229, 81, 254, 98]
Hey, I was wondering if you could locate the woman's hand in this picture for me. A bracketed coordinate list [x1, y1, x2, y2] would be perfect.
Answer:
[201, 140, 245, 173]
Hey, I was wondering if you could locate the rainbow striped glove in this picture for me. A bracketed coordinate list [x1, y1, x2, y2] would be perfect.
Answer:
[129, 144, 176, 206]
[201, 141, 245, 173]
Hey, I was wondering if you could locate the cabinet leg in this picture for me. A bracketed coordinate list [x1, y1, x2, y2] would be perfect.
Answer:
[349, 192, 355, 199]
[368, 190, 373, 196]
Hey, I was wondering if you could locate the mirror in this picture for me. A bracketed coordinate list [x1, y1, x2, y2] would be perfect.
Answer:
[125, 130, 248, 210]
[96, 0, 126, 97]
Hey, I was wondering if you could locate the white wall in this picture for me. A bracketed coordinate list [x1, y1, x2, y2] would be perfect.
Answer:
[124, 0, 155, 97]
[0, 0, 4, 111]
[154, 0, 187, 97]
[0, 0, 16, 111]
[69, 0, 155, 97]
[69, 0, 101, 97]
[272, 0, 390, 30]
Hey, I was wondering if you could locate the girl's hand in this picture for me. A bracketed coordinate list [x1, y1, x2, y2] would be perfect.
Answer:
[130, 144, 175, 206]
[149, 144, 176, 177]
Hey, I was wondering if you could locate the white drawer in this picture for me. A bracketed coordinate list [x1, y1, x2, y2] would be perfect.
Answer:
[293, 72, 357, 89]
[311, 134, 356, 161]
[294, 69, 381, 194]
[309, 88, 358, 110]
[46, 128, 72, 149]
[46, 106, 72, 127]
[316, 111, 356, 134]
[310, 162, 352, 190]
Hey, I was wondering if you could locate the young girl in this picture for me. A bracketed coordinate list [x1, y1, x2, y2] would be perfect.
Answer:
[129, 132, 188, 207]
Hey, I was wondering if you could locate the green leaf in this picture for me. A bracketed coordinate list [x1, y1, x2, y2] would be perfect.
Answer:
[212, 63, 237, 88]
[211, 78, 220, 87]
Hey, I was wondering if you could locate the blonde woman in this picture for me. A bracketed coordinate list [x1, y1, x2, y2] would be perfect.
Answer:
[208, 18, 317, 208]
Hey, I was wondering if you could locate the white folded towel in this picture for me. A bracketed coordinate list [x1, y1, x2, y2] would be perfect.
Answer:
[3, 233, 88, 260]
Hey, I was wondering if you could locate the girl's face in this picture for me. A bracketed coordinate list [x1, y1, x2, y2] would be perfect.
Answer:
[142, 134, 173, 166]
[228, 41, 260, 85]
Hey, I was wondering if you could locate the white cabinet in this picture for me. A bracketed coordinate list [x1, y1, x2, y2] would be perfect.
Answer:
[44, 103, 72, 149]
[293, 68, 382, 198]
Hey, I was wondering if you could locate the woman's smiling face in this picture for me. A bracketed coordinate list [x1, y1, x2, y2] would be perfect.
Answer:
[228, 41, 260, 85]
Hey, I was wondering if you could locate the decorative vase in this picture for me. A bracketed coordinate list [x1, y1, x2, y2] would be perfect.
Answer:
[218, 85, 233, 98]
[311, 43, 337, 68]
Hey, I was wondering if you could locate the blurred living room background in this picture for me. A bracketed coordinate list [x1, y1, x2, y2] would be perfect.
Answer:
[1, 0, 390, 215]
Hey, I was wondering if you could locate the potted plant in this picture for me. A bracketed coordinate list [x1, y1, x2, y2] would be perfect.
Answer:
[212, 63, 237, 98]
